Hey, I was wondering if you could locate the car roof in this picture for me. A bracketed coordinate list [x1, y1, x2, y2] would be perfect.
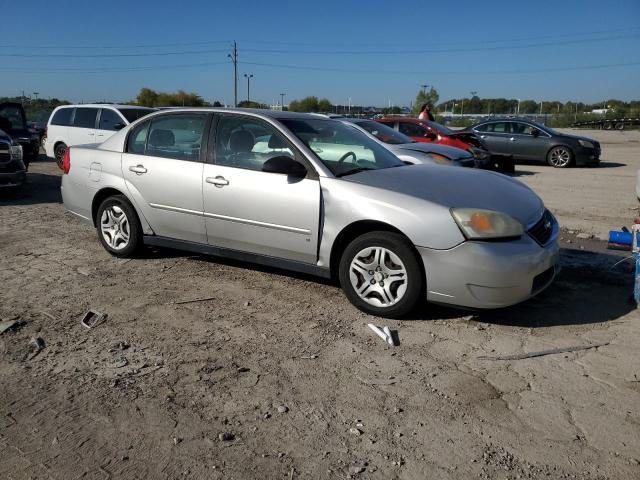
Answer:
[56, 104, 156, 110]
[127, 107, 340, 121]
[475, 117, 540, 124]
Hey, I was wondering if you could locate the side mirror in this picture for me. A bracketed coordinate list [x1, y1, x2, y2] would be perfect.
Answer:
[262, 155, 307, 177]
[113, 122, 126, 131]
[531, 128, 540, 137]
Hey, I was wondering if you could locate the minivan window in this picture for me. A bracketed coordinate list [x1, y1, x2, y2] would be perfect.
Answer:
[118, 108, 156, 123]
[73, 108, 98, 129]
[99, 109, 124, 131]
[127, 120, 150, 154]
[146, 114, 206, 161]
[51, 108, 73, 126]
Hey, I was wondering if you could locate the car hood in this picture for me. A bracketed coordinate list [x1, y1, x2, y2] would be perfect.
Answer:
[395, 142, 471, 160]
[555, 132, 598, 144]
[344, 164, 544, 226]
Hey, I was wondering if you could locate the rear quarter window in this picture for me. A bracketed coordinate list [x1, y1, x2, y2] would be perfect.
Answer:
[51, 108, 73, 126]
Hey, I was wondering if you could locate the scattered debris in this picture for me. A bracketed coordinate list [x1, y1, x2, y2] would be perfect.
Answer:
[218, 432, 235, 442]
[237, 367, 250, 373]
[173, 436, 183, 445]
[349, 427, 363, 436]
[478, 342, 610, 361]
[80, 310, 107, 329]
[114, 357, 129, 368]
[300, 353, 318, 359]
[0, 320, 18, 335]
[244, 301, 251, 307]
[28, 337, 45, 359]
[38, 311, 56, 321]
[355, 375, 397, 386]
[277, 405, 289, 414]
[77, 267, 91, 276]
[576, 232, 592, 239]
[173, 296, 217, 305]
[349, 465, 366, 475]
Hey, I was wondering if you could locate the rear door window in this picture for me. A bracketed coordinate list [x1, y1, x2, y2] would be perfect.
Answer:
[484, 122, 508, 133]
[73, 108, 98, 129]
[51, 108, 73, 126]
[98, 109, 124, 131]
[146, 114, 206, 162]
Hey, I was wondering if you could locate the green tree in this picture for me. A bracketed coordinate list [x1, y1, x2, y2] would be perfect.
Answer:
[411, 87, 439, 116]
[318, 98, 333, 112]
[132, 88, 206, 107]
[237, 100, 269, 109]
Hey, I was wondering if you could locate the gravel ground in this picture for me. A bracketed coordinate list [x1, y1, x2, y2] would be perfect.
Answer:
[1, 133, 639, 480]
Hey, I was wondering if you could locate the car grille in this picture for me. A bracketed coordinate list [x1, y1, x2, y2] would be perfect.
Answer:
[528, 209, 554, 246]
[532, 266, 555, 293]
[0, 141, 10, 162]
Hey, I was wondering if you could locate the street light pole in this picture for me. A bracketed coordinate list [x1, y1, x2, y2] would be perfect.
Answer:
[280, 93, 286, 111]
[470, 91, 477, 114]
[243, 74, 253, 102]
[421, 84, 429, 95]
[461, 98, 464, 117]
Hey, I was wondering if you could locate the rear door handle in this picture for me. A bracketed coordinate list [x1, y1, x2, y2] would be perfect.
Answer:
[480, 135, 486, 139]
[129, 165, 147, 174]
[206, 176, 229, 187]
[509, 137, 516, 141]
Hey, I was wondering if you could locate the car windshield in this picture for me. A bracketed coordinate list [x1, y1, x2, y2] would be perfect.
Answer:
[118, 108, 156, 123]
[353, 120, 413, 145]
[0, 105, 26, 130]
[280, 118, 405, 177]
[424, 120, 455, 136]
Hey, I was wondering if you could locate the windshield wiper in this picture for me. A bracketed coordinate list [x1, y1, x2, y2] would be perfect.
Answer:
[335, 167, 375, 178]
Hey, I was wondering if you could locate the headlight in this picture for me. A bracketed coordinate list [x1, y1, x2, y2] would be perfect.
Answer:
[451, 208, 523, 240]
[578, 139, 594, 149]
[428, 153, 453, 165]
[10, 144, 23, 160]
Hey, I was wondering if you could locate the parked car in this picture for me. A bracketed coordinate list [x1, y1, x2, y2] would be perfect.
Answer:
[27, 121, 46, 145]
[61, 109, 558, 318]
[339, 118, 481, 168]
[464, 118, 601, 168]
[0, 128, 27, 189]
[44, 104, 156, 168]
[376, 117, 490, 156]
[0, 102, 41, 167]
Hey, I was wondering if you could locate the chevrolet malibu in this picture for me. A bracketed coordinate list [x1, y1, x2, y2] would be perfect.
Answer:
[61, 109, 559, 318]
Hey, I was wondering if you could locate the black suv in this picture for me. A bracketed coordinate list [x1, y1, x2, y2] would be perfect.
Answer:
[0, 102, 40, 168]
[0, 128, 27, 189]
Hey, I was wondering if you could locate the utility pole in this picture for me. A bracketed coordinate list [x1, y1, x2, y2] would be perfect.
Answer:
[280, 93, 286, 111]
[421, 84, 429, 94]
[517, 98, 521, 115]
[228, 41, 238, 107]
[348, 97, 351, 115]
[461, 98, 464, 117]
[539, 101, 543, 115]
[33, 92, 39, 102]
[244, 73, 253, 102]
[470, 91, 477, 114]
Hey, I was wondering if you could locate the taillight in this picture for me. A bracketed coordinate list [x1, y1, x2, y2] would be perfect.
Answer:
[43, 126, 47, 141]
[62, 147, 71, 174]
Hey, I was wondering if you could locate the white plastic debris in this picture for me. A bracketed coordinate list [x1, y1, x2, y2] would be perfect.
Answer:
[368, 323, 395, 346]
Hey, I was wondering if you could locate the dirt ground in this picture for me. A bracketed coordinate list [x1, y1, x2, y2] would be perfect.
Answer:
[1, 131, 639, 480]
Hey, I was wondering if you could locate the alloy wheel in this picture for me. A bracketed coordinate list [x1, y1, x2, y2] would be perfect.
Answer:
[549, 147, 571, 167]
[100, 205, 130, 251]
[349, 246, 408, 308]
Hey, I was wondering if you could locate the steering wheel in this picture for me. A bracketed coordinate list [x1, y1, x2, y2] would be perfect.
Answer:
[337, 151, 356, 164]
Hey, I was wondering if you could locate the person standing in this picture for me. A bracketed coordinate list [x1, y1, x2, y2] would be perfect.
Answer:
[418, 103, 435, 121]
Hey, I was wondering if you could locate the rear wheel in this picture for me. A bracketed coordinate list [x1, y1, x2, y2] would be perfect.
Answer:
[339, 231, 423, 318]
[54, 143, 67, 169]
[96, 195, 141, 258]
[547, 146, 573, 168]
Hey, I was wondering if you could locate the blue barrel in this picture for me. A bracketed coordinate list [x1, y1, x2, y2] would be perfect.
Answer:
[609, 230, 633, 246]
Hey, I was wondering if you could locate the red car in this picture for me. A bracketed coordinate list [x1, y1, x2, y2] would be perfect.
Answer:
[376, 118, 488, 156]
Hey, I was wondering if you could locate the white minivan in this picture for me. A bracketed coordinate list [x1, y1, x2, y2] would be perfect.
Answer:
[44, 104, 156, 167]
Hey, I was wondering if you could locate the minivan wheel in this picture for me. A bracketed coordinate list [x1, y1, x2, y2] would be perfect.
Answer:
[54, 143, 67, 169]
[339, 231, 423, 318]
[96, 195, 141, 258]
[547, 146, 573, 168]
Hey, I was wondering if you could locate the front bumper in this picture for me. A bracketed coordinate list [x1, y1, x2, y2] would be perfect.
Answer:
[0, 169, 27, 187]
[574, 145, 600, 166]
[417, 231, 559, 309]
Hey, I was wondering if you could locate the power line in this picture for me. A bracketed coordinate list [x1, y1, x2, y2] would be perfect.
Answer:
[0, 48, 228, 58]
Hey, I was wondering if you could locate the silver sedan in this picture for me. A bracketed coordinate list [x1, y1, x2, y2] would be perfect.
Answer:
[61, 108, 559, 318]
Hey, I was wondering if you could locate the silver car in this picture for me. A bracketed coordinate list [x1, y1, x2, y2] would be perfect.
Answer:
[61, 108, 559, 318]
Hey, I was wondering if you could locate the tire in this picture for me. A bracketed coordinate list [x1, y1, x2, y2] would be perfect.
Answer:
[96, 195, 142, 258]
[546, 146, 573, 168]
[615, 122, 625, 131]
[603, 122, 613, 130]
[54, 143, 67, 169]
[338, 231, 423, 318]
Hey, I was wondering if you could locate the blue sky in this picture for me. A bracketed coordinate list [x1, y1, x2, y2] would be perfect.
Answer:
[2, 0, 639, 106]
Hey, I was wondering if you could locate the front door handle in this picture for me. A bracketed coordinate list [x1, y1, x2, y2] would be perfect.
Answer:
[206, 176, 229, 187]
[129, 165, 147, 175]
[480, 135, 486, 139]
[509, 137, 516, 142]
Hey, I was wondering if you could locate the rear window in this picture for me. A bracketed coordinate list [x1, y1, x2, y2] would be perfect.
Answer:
[118, 108, 156, 123]
[73, 108, 98, 129]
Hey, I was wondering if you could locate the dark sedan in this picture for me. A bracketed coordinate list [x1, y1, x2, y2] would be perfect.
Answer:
[465, 118, 600, 168]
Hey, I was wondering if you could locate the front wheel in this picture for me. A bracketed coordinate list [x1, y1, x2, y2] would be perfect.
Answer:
[547, 146, 573, 168]
[339, 231, 423, 318]
[96, 195, 142, 258]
